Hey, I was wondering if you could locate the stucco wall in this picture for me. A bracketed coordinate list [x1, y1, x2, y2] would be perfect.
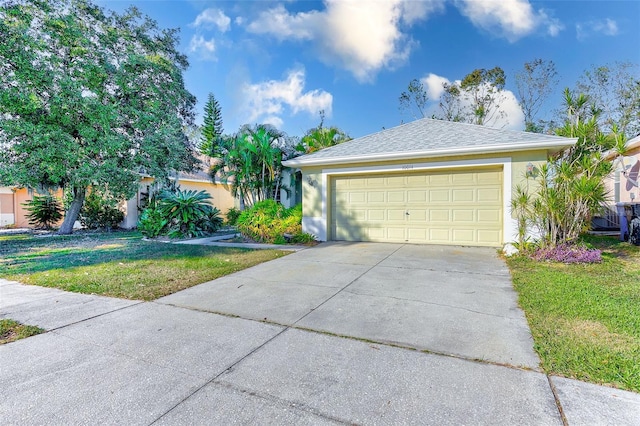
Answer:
[604, 146, 640, 205]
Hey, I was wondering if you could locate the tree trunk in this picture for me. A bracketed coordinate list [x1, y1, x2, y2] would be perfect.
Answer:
[58, 187, 86, 235]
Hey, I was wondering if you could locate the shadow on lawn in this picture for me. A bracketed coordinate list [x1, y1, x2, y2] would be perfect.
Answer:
[0, 232, 249, 276]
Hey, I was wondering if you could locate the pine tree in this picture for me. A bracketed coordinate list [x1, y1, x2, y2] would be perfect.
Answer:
[201, 93, 224, 155]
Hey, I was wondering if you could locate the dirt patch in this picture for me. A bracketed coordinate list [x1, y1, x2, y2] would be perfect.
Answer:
[561, 319, 635, 351]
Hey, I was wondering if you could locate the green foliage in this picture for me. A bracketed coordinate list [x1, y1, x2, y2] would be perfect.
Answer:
[300, 111, 351, 153]
[236, 201, 314, 244]
[515, 58, 559, 133]
[137, 206, 168, 238]
[399, 79, 429, 119]
[0, 0, 197, 234]
[79, 191, 124, 230]
[210, 124, 299, 208]
[200, 93, 224, 156]
[225, 207, 241, 226]
[22, 194, 63, 229]
[507, 236, 640, 392]
[158, 189, 219, 238]
[513, 91, 614, 248]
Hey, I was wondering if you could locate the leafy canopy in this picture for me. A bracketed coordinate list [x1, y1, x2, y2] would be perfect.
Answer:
[0, 0, 197, 233]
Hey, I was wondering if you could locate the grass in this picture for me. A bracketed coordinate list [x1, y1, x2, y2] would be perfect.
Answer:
[0, 319, 44, 344]
[0, 230, 290, 301]
[506, 235, 640, 393]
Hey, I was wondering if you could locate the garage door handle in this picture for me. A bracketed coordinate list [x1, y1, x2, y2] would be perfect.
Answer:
[406, 211, 410, 215]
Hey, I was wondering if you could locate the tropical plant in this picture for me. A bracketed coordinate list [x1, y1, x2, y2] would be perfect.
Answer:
[137, 206, 168, 238]
[515, 91, 614, 247]
[235, 201, 314, 244]
[157, 189, 219, 238]
[79, 190, 124, 230]
[210, 124, 299, 209]
[22, 194, 63, 229]
[300, 111, 351, 153]
[0, 0, 198, 235]
[225, 207, 241, 226]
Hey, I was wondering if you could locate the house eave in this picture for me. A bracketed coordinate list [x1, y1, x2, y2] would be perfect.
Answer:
[282, 140, 577, 168]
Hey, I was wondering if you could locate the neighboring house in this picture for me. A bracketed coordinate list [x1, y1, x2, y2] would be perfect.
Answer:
[1, 157, 236, 229]
[283, 118, 576, 247]
[0, 186, 49, 228]
[596, 135, 640, 230]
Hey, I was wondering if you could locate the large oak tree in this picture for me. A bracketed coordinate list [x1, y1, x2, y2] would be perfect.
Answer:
[0, 0, 197, 234]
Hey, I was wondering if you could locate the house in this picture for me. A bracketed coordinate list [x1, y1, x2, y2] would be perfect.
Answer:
[1, 157, 236, 229]
[596, 135, 640, 230]
[282, 118, 576, 247]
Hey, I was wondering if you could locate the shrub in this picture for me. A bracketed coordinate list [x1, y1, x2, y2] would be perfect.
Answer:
[236, 201, 315, 244]
[80, 191, 124, 230]
[532, 243, 602, 264]
[137, 206, 169, 238]
[158, 189, 218, 238]
[225, 207, 241, 226]
[22, 194, 63, 229]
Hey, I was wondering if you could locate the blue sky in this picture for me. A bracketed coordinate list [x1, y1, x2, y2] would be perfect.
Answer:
[99, 0, 640, 139]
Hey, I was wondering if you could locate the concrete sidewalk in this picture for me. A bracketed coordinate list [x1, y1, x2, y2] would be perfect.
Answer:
[1, 243, 639, 425]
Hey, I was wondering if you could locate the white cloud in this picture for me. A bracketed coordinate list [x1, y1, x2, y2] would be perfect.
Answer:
[420, 72, 525, 130]
[192, 8, 231, 32]
[241, 68, 333, 127]
[245, 0, 445, 82]
[454, 0, 563, 42]
[577, 18, 619, 41]
[421, 73, 450, 99]
[189, 35, 216, 61]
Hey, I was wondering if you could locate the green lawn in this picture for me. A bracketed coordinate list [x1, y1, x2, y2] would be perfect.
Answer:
[0, 319, 44, 344]
[507, 236, 640, 393]
[0, 230, 289, 301]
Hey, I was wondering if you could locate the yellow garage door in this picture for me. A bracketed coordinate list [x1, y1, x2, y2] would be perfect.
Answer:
[331, 168, 503, 246]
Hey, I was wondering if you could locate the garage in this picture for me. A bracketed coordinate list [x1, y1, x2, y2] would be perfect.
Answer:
[331, 168, 503, 246]
[282, 118, 576, 247]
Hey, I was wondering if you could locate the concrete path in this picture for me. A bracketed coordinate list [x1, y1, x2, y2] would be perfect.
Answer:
[1, 242, 639, 425]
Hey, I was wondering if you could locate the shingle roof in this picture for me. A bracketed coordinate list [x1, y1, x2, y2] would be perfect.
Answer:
[283, 118, 576, 167]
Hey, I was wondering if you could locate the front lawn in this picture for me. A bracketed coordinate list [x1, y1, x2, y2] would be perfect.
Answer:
[0, 230, 289, 300]
[507, 236, 640, 393]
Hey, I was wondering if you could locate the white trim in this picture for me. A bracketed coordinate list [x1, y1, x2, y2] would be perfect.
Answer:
[309, 157, 513, 243]
[283, 140, 574, 167]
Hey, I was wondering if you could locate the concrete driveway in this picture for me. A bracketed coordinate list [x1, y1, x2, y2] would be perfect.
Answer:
[1, 242, 639, 425]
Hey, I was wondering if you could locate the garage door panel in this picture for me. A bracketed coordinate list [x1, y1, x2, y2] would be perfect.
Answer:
[387, 191, 405, 203]
[388, 209, 407, 221]
[429, 190, 450, 202]
[407, 190, 427, 203]
[407, 228, 427, 240]
[429, 210, 450, 222]
[478, 230, 501, 244]
[478, 209, 501, 222]
[452, 189, 474, 202]
[331, 168, 503, 247]
[452, 209, 474, 222]
[452, 229, 475, 243]
[429, 175, 451, 185]
[477, 188, 501, 202]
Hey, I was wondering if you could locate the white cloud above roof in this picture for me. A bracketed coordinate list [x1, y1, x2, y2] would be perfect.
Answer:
[192, 8, 231, 32]
[454, 0, 563, 42]
[245, 0, 445, 82]
[240, 68, 333, 127]
[189, 35, 216, 61]
[419, 72, 525, 130]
